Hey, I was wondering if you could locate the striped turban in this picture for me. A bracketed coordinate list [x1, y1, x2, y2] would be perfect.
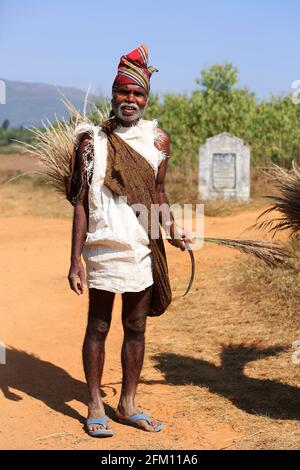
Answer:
[112, 44, 158, 94]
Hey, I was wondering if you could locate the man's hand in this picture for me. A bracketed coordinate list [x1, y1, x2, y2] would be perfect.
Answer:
[167, 224, 193, 251]
[68, 260, 86, 295]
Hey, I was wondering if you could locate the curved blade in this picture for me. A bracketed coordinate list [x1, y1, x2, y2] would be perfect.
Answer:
[183, 243, 195, 297]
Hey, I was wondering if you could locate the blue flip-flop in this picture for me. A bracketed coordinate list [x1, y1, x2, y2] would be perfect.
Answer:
[117, 413, 164, 432]
[85, 417, 114, 437]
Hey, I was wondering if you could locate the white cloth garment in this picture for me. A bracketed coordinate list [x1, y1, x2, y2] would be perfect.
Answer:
[73, 119, 167, 293]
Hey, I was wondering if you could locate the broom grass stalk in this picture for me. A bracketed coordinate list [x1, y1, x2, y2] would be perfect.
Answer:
[166, 236, 292, 268]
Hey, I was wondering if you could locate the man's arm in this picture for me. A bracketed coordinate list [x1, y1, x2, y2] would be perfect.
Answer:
[67, 134, 90, 295]
[154, 128, 192, 251]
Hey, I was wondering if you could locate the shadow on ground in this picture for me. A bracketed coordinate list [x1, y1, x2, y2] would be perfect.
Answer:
[2, 344, 299, 423]
[152, 343, 300, 420]
[0, 347, 116, 423]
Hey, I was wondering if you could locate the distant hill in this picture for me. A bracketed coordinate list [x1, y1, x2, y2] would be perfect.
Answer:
[0, 79, 97, 128]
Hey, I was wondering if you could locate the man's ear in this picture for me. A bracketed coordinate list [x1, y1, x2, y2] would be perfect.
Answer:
[143, 98, 149, 111]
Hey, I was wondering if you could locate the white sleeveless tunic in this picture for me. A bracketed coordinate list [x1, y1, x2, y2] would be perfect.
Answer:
[73, 119, 167, 293]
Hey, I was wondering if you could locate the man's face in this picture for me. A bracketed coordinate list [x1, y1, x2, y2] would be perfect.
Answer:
[111, 84, 148, 124]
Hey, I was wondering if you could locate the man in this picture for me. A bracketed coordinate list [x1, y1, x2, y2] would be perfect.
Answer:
[67, 45, 192, 437]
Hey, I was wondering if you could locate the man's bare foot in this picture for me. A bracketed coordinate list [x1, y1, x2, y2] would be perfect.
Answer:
[116, 402, 160, 432]
[87, 402, 112, 433]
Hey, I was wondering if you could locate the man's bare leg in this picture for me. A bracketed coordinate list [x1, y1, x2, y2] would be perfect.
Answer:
[116, 285, 159, 431]
[83, 288, 115, 432]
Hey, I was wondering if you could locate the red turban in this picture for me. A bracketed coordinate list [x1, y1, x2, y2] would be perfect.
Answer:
[112, 44, 158, 94]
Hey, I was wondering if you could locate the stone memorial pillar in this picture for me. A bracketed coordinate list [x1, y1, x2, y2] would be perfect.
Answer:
[199, 133, 250, 200]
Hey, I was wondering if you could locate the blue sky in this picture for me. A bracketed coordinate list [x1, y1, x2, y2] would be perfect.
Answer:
[0, 0, 299, 98]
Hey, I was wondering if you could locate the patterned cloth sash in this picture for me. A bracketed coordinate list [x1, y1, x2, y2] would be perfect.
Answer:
[104, 132, 172, 317]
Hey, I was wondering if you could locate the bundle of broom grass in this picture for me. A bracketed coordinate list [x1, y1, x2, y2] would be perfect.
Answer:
[200, 237, 290, 268]
[15, 96, 291, 269]
[249, 162, 300, 239]
[14, 91, 111, 194]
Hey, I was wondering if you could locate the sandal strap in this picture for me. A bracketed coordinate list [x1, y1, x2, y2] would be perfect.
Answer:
[86, 417, 109, 426]
[127, 413, 153, 425]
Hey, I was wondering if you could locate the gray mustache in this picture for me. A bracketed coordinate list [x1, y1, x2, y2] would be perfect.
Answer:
[120, 103, 139, 111]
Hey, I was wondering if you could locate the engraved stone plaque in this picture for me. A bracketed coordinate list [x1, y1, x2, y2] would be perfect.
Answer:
[199, 133, 250, 200]
[212, 153, 236, 190]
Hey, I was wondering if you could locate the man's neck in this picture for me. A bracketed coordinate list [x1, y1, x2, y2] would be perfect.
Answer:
[116, 117, 142, 128]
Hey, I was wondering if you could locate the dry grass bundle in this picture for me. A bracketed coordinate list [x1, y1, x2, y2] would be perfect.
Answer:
[177, 236, 292, 271]
[14, 92, 111, 194]
[203, 237, 292, 268]
[249, 162, 300, 238]
[176, 236, 291, 298]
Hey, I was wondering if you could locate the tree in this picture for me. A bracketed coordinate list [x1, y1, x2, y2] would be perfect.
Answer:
[196, 63, 238, 95]
[2, 119, 10, 131]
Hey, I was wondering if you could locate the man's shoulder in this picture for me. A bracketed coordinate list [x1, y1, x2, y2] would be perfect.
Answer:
[153, 123, 170, 155]
[153, 125, 170, 152]
[78, 133, 92, 154]
[155, 127, 169, 141]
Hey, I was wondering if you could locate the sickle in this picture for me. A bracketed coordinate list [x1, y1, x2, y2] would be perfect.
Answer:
[183, 242, 195, 297]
